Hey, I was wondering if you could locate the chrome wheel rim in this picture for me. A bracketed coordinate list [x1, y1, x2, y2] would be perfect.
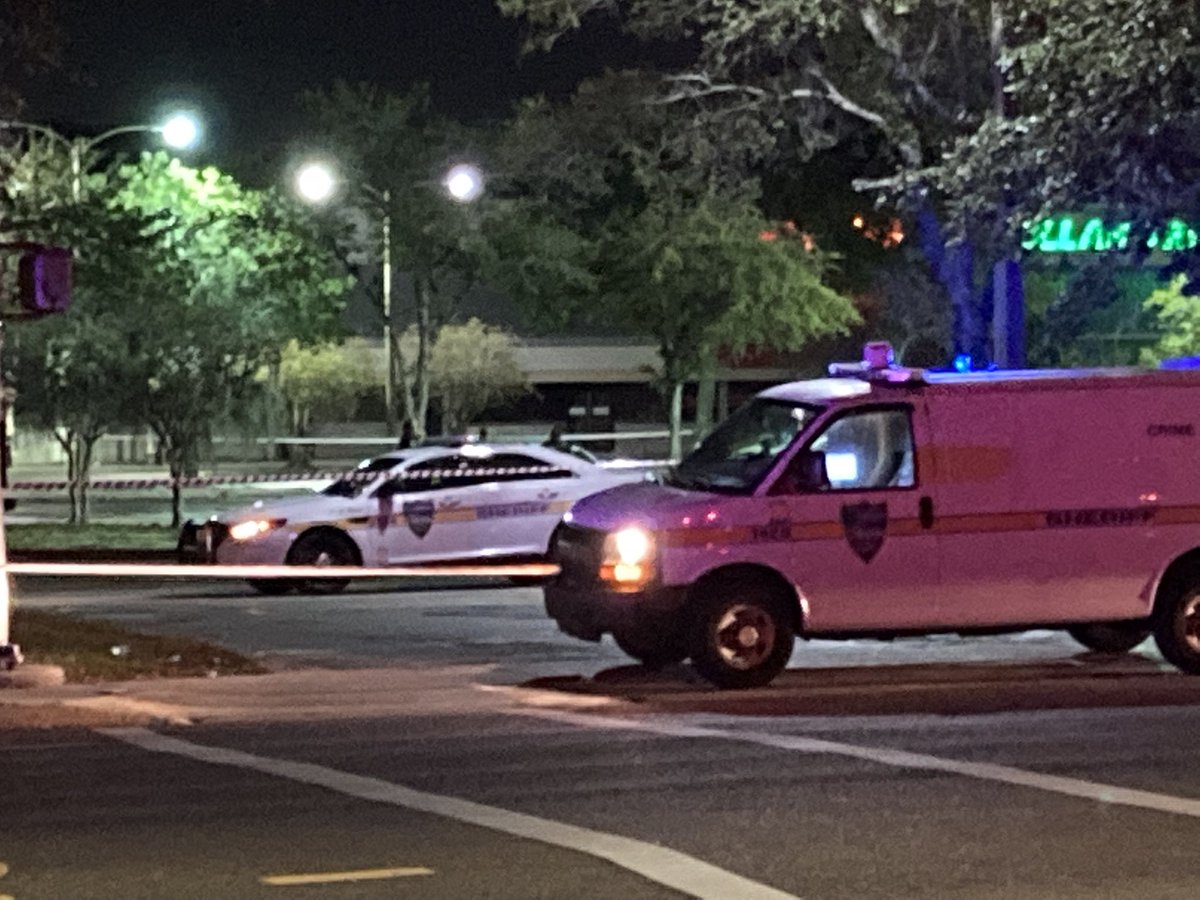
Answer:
[714, 602, 776, 671]
[1183, 594, 1200, 653]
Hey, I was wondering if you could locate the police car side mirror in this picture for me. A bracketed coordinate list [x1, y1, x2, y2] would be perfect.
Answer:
[771, 450, 830, 495]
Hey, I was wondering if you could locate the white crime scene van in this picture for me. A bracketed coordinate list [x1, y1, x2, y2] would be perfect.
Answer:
[545, 342, 1200, 688]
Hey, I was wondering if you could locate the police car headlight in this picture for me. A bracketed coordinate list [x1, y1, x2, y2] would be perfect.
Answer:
[229, 518, 286, 542]
[601, 526, 656, 588]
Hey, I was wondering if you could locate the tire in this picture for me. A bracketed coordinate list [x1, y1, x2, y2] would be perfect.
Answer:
[1153, 577, 1200, 674]
[247, 579, 294, 596]
[613, 629, 689, 669]
[286, 531, 358, 595]
[688, 581, 794, 689]
[1067, 621, 1150, 654]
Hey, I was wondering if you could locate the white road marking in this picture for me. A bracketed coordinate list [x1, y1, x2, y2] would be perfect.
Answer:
[261, 867, 432, 885]
[517, 708, 1200, 819]
[98, 727, 798, 900]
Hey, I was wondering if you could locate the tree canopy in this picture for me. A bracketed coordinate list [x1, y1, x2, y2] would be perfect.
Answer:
[1, 143, 351, 524]
[482, 69, 857, 454]
[301, 82, 488, 438]
[427, 318, 528, 434]
[498, 0, 1200, 364]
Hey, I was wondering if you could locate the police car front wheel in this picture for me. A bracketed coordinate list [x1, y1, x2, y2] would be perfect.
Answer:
[689, 586, 794, 689]
[286, 530, 358, 595]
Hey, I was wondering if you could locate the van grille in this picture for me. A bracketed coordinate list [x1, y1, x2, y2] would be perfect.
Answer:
[551, 523, 605, 585]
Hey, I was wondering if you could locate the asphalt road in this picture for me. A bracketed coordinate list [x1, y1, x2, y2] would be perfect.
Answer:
[7, 577, 1200, 898]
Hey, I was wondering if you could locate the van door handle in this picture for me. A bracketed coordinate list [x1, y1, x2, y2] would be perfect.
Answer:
[919, 496, 934, 530]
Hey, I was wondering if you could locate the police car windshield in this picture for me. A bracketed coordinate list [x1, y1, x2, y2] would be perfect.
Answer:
[670, 400, 818, 493]
[320, 456, 402, 497]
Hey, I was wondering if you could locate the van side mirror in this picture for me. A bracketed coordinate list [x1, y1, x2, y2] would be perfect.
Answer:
[771, 450, 830, 494]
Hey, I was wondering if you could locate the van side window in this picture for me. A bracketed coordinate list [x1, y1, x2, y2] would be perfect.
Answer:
[810, 408, 915, 490]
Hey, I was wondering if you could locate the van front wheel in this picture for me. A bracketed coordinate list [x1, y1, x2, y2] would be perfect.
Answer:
[1067, 621, 1150, 654]
[1153, 581, 1200, 674]
[689, 584, 793, 689]
[613, 630, 688, 669]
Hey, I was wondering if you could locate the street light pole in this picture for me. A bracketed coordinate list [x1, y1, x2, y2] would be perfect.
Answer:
[294, 160, 484, 439]
[0, 115, 201, 202]
[0, 113, 197, 669]
[381, 189, 396, 436]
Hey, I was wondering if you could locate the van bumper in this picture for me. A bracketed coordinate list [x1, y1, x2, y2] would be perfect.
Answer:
[544, 579, 689, 642]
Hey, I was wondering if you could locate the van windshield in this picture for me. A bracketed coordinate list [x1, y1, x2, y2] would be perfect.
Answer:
[667, 399, 819, 493]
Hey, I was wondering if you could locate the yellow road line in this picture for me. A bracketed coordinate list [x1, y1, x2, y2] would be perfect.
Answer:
[260, 867, 433, 886]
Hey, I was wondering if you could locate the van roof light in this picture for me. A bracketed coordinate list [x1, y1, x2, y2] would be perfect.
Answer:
[863, 341, 894, 369]
[827, 341, 925, 384]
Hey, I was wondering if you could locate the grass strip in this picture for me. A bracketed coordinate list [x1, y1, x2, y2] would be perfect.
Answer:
[5, 523, 178, 551]
[11, 608, 266, 682]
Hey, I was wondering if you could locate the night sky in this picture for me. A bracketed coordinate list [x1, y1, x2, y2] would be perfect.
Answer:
[20, 0, 645, 177]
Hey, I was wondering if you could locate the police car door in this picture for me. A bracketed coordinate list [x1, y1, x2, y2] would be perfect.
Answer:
[370, 454, 472, 564]
[469, 452, 575, 557]
[766, 402, 942, 631]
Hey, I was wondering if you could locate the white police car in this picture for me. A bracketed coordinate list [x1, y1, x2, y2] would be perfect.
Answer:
[179, 443, 643, 594]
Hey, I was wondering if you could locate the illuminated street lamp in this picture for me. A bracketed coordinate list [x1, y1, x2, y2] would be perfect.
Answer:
[0, 111, 202, 200]
[294, 160, 338, 205]
[444, 163, 484, 203]
[294, 159, 484, 435]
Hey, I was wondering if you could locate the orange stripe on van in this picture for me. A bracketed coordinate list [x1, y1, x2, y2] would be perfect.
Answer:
[659, 504, 1192, 548]
[1150, 505, 1200, 526]
[934, 511, 1047, 534]
[919, 445, 1014, 483]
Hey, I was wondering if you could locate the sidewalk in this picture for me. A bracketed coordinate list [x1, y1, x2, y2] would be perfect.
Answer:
[0, 665, 582, 729]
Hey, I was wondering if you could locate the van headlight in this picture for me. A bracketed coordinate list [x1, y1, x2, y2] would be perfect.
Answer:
[600, 526, 656, 589]
[228, 518, 287, 542]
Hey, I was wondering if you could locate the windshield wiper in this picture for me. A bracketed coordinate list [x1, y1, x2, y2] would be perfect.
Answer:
[667, 471, 746, 494]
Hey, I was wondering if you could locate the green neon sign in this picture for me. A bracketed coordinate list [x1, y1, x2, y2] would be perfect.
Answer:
[1023, 216, 1199, 253]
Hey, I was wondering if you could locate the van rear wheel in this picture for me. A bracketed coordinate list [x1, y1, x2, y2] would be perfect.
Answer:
[688, 583, 793, 689]
[1067, 621, 1150, 654]
[1153, 580, 1200, 674]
